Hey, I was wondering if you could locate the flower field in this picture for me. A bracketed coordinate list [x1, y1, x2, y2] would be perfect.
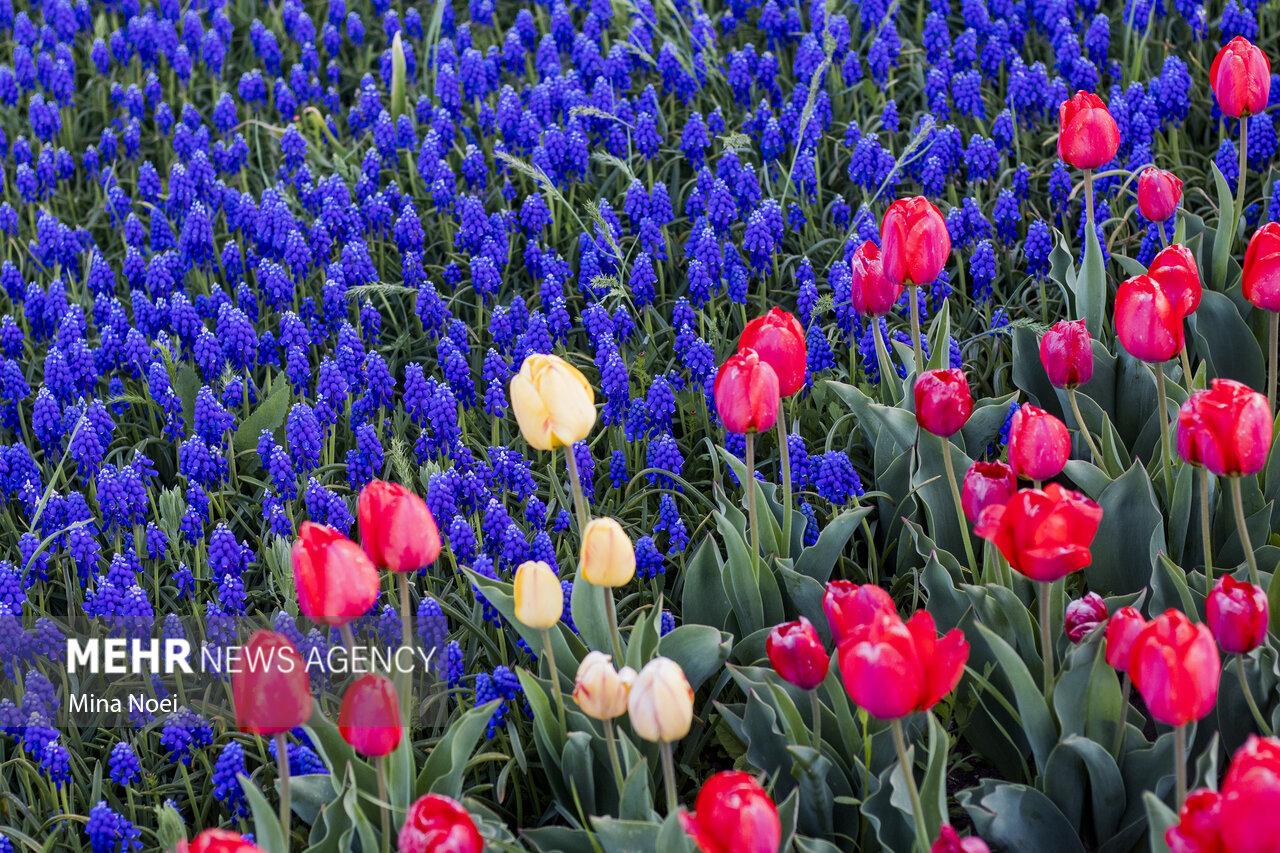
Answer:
[3, 0, 1280, 850]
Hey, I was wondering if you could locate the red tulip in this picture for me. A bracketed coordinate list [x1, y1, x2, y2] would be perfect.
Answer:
[1147, 244, 1202, 318]
[292, 522, 380, 628]
[1242, 221, 1280, 311]
[1104, 607, 1147, 672]
[931, 825, 992, 853]
[399, 794, 483, 853]
[1220, 736, 1280, 853]
[1138, 168, 1184, 223]
[678, 771, 782, 853]
[1065, 592, 1109, 643]
[1006, 404, 1071, 482]
[1115, 273, 1183, 363]
[850, 240, 904, 316]
[1210, 36, 1271, 118]
[1129, 609, 1221, 726]
[766, 616, 830, 690]
[232, 630, 312, 736]
[1206, 575, 1269, 654]
[1039, 319, 1094, 389]
[714, 348, 780, 434]
[914, 369, 974, 437]
[358, 480, 442, 573]
[837, 609, 969, 720]
[974, 484, 1102, 582]
[1057, 91, 1120, 170]
[823, 580, 896, 643]
[880, 197, 951, 286]
[1176, 379, 1273, 477]
[961, 460, 1016, 525]
[1165, 789, 1225, 853]
[739, 307, 806, 397]
[338, 673, 403, 757]
[185, 829, 267, 853]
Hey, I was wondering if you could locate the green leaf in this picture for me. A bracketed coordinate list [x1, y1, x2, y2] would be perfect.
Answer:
[958, 780, 1085, 853]
[415, 699, 502, 797]
[1211, 163, 1236, 290]
[1078, 205, 1107, 338]
[682, 536, 732, 632]
[656, 625, 731, 692]
[794, 506, 871, 584]
[288, 774, 339, 826]
[1053, 640, 1123, 748]
[926, 299, 952, 371]
[1044, 737, 1127, 843]
[971, 622, 1057, 776]
[1089, 463, 1165, 595]
[1188, 289, 1266, 390]
[238, 772, 288, 853]
[234, 380, 292, 454]
[571, 573, 615, 661]
[826, 380, 920, 452]
[714, 510, 766, 635]
[1143, 791, 1178, 853]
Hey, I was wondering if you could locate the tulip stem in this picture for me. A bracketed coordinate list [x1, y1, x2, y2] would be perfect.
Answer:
[940, 442, 977, 576]
[777, 403, 794, 554]
[1269, 312, 1278, 414]
[1152, 364, 1175, 496]
[1038, 582, 1054, 703]
[1200, 471, 1214, 587]
[810, 690, 823, 752]
[397, 572, 413, 719]
[871, 316, 894, 403]
[745, 432, 761, 581]
[340, 623, 356, 653]
[907, 284, 924, 376]
[1179, 344, 1195, 393]
[1112, 674, 1131, 756]
[274, 732, 291, 842]
[1174, 724, 1187, 809]
[603, 587, 623, 661]
[890, 717, 929, 853]
[540, 628, 567, 729]
[603, 718, 626, 791]
[1237, 654, 1274, 736]
[660, 741, 679, 815]
[1067, 388, 1105, 472]
[563, 445, 591, 534]
[1229, 475, 1262, 587]
[1235, 116, 1249, 250]
[1084, 168, 1096, 255]
[377, 756, 391, 853]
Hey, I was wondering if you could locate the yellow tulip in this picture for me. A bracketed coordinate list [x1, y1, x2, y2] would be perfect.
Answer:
[572, 651, 634, 720]
[579, 518, 636, 587]
[628, 657, 694, 743]
[509, 354, 597, 451]
[513, 560, 562, 630]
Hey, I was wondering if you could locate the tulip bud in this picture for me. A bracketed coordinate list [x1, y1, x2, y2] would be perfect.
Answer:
[513, 560, 563, 630]
[823, 580, 897, 643]
[1115, 273, 1184, 363]
[1137, 169, 1183, 223]
[837, 610, 969, 720]
[338, 674, 402, 758]
[509, 353, 597, 451]
[850, 240, 904, 316]
[572, 651, 633, 720]
[1147, 244, 1201, 319]
[1064, 592, 1109, 643]
[357, 480, 441, 572]
[975, 484, 1102, 582]
[714, 348, 780, 434]
[579, 517, 636, 587]
[1165, 789, 1225, 853]
[1210, 36, 1271, 118]
[1039, 319, 1093, 389]
[398, 794, 484, 853]
[914, 369, 974, 438]
[738, 307, 807, 397]
[1007, 404, 1070, 482]
[679, 771, 782, 853]
[1130, 609, 1221, 726]
[1057, 91, 1120, 170]
[232, 631, 313, 736]
[1220, 736, 1280, 853]
[1243, 221, 1280, 311]
[961, 461, 1016, 525]
[1206, 575, 1269, 654]
[766, 617, 831, 690]
[186, 829, 267, 853]
[628, 656, 694, 743]
[931, 826, 992, 853]
[1176, 379, 1273, 477]
[1104, 607, 1147, 672]
[292, 522, 380, 628]
[880, 197, 950, 286]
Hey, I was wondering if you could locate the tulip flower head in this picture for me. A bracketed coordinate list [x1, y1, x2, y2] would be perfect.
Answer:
[837, 609, 969, 720]
[1129, 609, 1221, 727]
[914, 369, 974, 437]
[628, 656, 694, 742]
[232, 630, 312, 736]
[291, 522, 380, 628]
[1006, 404, 1071, 482]
[974, 484, 1102, 582]
[1219, 736, 1280, 853]
[1104, 607, 1148, 672]
[1147, 244, 1202, 319]
[1115, 273, 1184, 363]
[579, 517, 636, 587]
[509, 353, 597, 451]
[1064, 592, 1109, 643]
[1242, 221, 1280, 311]
[738, 307, 807, 397]
[184, 829, 267, 853]
[714, 348, 780, 434]
[1138, 168, 1184, 223]
[357, 480, 441, 572]
[1039, 319, 1094, 389]
[1210, 36, 1271, 118]
[513, 560, 563, 630]
[678, 771, 782, 853]
[850, 240, 904, 316]
[960, 460, 1016, 525]
[823, 580, 897, 643]
[880, 196, 950, 286]
[1176, 379, 1273, 477]
[1206, 575, 1268, 654]
[338, 673, 402, 757]
[766, 616, 831, 690]
[1165, 789, 1225, 853]
[398, 794, 484, 853]
[1057, 91, 1120, 170]
[932, 826, 992, 853]
[572, 651, 634, 720]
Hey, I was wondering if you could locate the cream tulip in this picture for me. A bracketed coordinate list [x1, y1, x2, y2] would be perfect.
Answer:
[572, 651, 634, 720]
[509, 353, 597, 451]
[628, 657, 694, 743]
[580, 517, 636, 587]
[513, 560, 562, 630]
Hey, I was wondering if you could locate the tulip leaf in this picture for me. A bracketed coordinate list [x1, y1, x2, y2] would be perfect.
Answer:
[1053, 640, 1122, 748]
[234, 379, 292, 455]
[1077, 203, 1107, 339]
[655, 624, 731, 692]
[1141, 791, 1177, 853]
[957, 780, 1085, 853]
[239, 772, 288, 853]
[1268, 568, 1280, 636]
[1188, 289, 1266, 390]
[682, 535, 733, 633]
[1043, 736, 1126, 844]
[415, 698, 502, 798]
[826, 380, 920, 452]
[304, 708, 378, 794]
[918, 711, 950, 842]
[1088, 462, 1165, 595]
[1167, 458, 1197, 568]
[793, 505, 870, 585]
[1210, 163, 1236, 290]
[562, 731, 598, 817]
[618, 756, 656, 822]
[971, 622, 1056, 777]
[571, 574, 615, 662]
[926, 298, 951, 372]
[1011, 327, 1066, 419]
[716, 445, 783, 558]
[714, 510, 767, 635]
[787, 745, 835, 838]
[289, 774, 339, 827]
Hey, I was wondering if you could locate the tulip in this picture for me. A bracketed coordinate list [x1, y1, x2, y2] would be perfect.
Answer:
[1219, 736, 1280, 853]
[291, 522, 380, 636]
[1104, 607, 1148, 672]
[914, 369, 973, 438]
[767, 617, 830, 691]
[579, 518, 635, 587]
[185, 829, 267, 853]
[1207, 575, 1268, 655]
[629, 656, 695, 813]
[932, 826, 992, 853]
[880, 196, 950, 374]
[1148, 244, 1202, 320]
[850, 240, 904, 316]
[338, 674, 402, 757]
[960, 461, 1016, 525]
[1057, 91, 1120, 170]
[1115, 273, 1183, 364]
[1138, 168, 1183, 223]
[1165, 789, 1225, 853]
[1006, 404, 1070, 483]
[1039, 319, 1094, 389]
[1242, 222, 1280, 411]
[1211, 37, 1271, 118]
[738, 307, 806, 398]
[357, 480, 442, 573]
[1064, 592, 1108, 643]
[398, 794, 483, 853]
[573, 651, 635, 789]
[714, 348, 780, 435]
[513, 559, 567, 725]
[678, 771, 782, 853]
[509, 353, 596, 452]
[823, 580, 897, 643]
